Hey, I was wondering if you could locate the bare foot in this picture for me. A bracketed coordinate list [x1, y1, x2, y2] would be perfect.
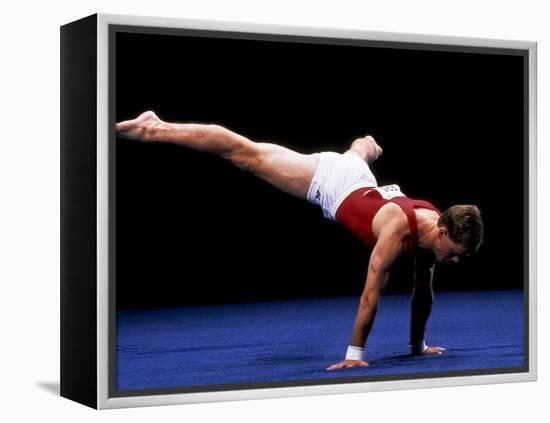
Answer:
[363, 136, 383, 161]
[116, 111, 166, 141]
[349, 135, 383, 163]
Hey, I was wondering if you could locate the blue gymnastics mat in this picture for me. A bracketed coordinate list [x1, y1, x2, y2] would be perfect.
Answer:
[116, 289, 524, 391]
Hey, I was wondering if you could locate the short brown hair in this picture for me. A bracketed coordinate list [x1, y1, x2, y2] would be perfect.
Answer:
[438, 205, 484, 254]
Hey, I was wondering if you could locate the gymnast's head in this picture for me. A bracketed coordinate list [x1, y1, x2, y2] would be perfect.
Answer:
[433, 205, 484, 263]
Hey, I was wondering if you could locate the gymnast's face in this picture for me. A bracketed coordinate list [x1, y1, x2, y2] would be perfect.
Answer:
[435, 228, 466, 264]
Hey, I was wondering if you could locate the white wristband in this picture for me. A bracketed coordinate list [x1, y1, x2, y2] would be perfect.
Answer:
[409, 340, 428, 355]
[345, 345, 365, 361]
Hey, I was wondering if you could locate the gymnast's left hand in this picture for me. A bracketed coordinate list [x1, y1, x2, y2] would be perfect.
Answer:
[422, 346, 446, 355]
[326, 359, 369, 371]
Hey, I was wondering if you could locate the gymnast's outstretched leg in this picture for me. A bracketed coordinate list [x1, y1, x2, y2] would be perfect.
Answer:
[116, 111, 320, 199]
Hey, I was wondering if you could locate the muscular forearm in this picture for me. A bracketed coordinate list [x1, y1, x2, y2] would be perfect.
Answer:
[409, 285, 433, 344]
[350, 291, 380, 348]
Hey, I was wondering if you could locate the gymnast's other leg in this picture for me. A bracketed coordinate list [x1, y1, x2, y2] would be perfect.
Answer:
[116, 111, 320, 199]
[343, 135, 383, 164]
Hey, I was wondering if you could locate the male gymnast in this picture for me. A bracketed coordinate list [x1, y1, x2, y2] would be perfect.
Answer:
[116, 111, 484, 371]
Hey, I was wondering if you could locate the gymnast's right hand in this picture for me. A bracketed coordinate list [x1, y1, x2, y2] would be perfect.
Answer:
[326, 359, 369, 371]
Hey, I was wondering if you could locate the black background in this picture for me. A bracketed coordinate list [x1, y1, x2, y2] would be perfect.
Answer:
[115, 31, 526, 310]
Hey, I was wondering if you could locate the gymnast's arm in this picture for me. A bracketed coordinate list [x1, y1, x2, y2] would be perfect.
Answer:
[326, 224, 404, 371]
[409, 257, 446, 355]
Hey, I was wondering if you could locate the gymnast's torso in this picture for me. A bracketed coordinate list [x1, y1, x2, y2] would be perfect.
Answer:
[335, 184, 442, 253]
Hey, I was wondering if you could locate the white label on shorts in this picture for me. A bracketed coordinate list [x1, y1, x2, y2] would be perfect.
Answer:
[375, 184, 405, 200]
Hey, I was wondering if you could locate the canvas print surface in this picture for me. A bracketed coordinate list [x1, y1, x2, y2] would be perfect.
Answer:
[112, 27, 527, 395]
